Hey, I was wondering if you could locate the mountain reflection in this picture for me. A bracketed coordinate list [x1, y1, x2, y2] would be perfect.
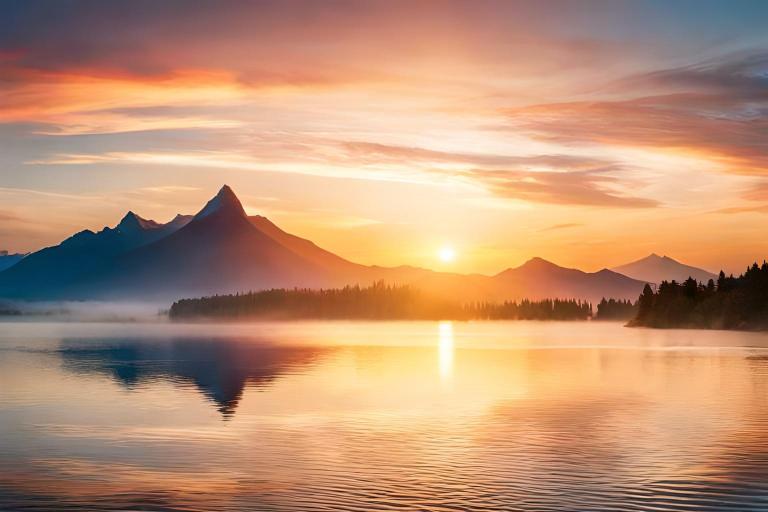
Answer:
[58, 337, 328, 417]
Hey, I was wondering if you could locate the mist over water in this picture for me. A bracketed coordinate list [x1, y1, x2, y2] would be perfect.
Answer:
[1, 300, 170, 323]
[1, 321, 767, 511]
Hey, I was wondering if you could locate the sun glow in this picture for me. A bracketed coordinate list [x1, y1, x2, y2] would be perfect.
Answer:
[438, 246, 456, 263]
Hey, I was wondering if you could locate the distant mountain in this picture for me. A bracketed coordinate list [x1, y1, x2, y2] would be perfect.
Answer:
[373, 257, 647, 305]
[0, 251, 26, 272]
[0, 210, 192, 299]
[0, 185, 649, 303]
[493, 257, 647, 303]
[611, 254, 716, 284]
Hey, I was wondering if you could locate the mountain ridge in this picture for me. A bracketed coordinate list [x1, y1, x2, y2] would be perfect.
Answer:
[0, 185, 648, 303]
[0, 251, 26, 272]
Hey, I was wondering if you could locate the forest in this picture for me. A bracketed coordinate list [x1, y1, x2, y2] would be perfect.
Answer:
[169, 282, 594, 321]
[595, 298, 637, 320]
[630, 262, 768, 330]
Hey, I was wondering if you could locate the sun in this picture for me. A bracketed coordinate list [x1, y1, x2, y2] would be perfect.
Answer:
[438, 246, 456, 263]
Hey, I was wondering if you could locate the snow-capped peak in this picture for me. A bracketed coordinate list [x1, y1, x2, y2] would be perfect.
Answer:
[194, 185, 246, 220]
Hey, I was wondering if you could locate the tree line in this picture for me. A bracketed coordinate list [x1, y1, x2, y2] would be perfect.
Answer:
[630, 262, 768, 330]
[464, 298, 592, 320]
[170, 281, 601, 321]
[595, 298, 637, 320]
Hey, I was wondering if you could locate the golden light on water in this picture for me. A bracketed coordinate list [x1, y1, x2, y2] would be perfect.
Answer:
[2, 322, 768, 510]
[438, 321, 454, 380]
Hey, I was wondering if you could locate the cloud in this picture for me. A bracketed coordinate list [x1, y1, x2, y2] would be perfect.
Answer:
[505, 51, 768, 175]
[338, 141, 659, 208]
[29, 141, 658, 208]
[625, 51, 768, 97]
[0, 1, 629, 80]
[139, 185, 202, 194]
[338, 141, 610, 169]
[0, 210, 22, 222]
[0, 68, 251, 134]
[25, 150, 442, 186]
[741, 181, 768, 202]
[712, 180, 768, 214]
[0, 1, 673, 136]
[461, 167, 659, 208]
[540, 223, 583, 232]
[712, 205, 768, 215]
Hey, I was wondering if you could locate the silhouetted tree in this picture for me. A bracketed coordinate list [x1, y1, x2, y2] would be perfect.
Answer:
[630, 263, 768, 330]
[595, 297, 637, 320]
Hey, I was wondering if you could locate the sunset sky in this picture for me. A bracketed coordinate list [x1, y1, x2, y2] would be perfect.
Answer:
[2, 0, 768, 274]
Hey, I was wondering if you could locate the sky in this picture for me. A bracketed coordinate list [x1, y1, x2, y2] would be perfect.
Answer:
[1, 0, 768, 275]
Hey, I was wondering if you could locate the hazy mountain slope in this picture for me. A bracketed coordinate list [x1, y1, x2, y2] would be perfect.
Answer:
[0, 212, 192, 299]
[0, 251, 26, 272]
[249, 215, 366, 276]
[612, 254, 716, 284]
[491, 257, 648, 303]
[340, 257, 645, 304]
[247, 215, 477, 291]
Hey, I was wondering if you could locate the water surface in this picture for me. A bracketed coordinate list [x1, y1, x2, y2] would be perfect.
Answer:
[1, 321, 767, 511]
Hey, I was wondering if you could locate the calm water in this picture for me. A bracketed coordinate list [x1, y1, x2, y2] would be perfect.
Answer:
[1, 320, 768, 511]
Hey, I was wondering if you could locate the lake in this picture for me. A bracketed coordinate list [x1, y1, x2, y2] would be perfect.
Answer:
[1, 320, 767, 511]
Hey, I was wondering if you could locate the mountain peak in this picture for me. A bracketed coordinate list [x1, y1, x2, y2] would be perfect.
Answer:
[117, 211, 159, 231]
[612, 253, 716, 284]
[639, 253, 679, 264]
[195, 185, 246, 220]
[521, 256, 558, 269]
[496, 257, 562, 277]
[166, 213, 193, 230]
[646, 253, 680, 263]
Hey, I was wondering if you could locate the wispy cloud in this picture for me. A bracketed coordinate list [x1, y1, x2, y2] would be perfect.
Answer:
[0, 210, 22, 222]
[712, 205, 768, 215]
[462, 167, 659, 208]
[505, 51, 768, 175]
[25, 150, 446, 186]
[712, 180, 768, 214]
[0, 68, 251, 134]
[337, 141, 610, 169]
[29, 142, 659, 208]
[540, 223, 583, 232]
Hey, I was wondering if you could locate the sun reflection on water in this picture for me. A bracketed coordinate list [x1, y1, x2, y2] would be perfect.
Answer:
[438, 321, 454, 380]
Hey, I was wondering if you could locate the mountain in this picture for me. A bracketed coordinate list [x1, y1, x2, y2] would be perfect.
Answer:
[491, 257, 647, 304]
[0, 251, 26, 272]
[65, 185, 346, 300]
[0, 211, 192, 299]
[384, 257, 648, 305]
[0, 185, 650, 303]
[611, 253, 717, 284]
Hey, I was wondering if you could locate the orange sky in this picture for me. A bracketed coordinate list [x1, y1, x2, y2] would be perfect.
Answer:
[2, 1, 768, 274]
